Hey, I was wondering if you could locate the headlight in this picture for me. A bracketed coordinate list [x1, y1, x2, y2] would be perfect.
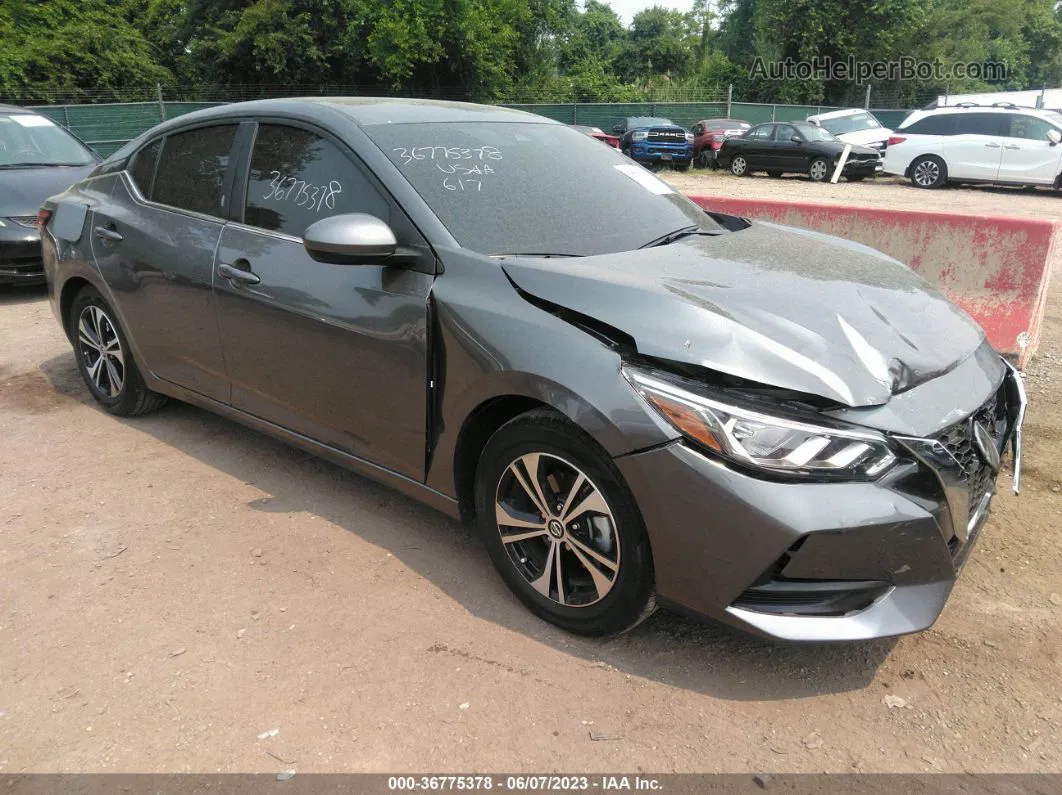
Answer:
[632, 131, 647, 141]
[685, 132, 694, 142]
[624, 367, 896, 480]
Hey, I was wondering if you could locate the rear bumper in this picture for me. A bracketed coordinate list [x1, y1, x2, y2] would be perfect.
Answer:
[0, 225, 45, 284]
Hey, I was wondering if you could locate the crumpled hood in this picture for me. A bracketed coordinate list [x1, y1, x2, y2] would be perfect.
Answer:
[0, 165, 95, 217]
[835, 128, 891, 147]
[501, 221, 986, 407]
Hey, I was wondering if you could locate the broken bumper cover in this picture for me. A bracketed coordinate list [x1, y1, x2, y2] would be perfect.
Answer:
[0, 224, 45, 285]
[616, 363, 1025, 643]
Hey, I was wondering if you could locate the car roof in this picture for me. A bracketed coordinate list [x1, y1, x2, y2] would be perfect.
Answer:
[807, 108, 868, 121]
[698, 118, 749, 126]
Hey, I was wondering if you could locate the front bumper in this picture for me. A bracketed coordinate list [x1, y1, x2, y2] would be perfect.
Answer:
[0, 224, 45, 285]
[629, 143, 693, 163]
[617, 363, 1025, 642]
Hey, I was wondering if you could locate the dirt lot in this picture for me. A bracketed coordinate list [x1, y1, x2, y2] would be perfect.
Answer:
[2, 175, 1062, 774]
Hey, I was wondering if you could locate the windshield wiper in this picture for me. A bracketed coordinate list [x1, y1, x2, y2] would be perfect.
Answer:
[0, 162, 87, 169]
[640, 225, 724, 249]
[491, 252, 581, 259]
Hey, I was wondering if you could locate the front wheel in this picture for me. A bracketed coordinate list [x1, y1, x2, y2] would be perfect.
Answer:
[730, 154, 749, 176]
[910, 155, 947, 189]
[70, 285, 166, 416]
[474, 409, 656, 636]
[808, 157, 831, 182]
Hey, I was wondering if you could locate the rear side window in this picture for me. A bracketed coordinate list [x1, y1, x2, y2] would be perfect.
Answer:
[954, 113, 1004, 137]
[153, 125, 238, 217]
[243, 124, 388, 238]
[1006, 114, 1056, 141]
[905, 115, 957, 136]
[128, 139, 161, 198]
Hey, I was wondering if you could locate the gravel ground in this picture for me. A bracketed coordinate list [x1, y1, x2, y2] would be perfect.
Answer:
[1, 176, 1061, 774]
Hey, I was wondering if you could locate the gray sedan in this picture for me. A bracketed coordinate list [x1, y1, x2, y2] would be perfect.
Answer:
[41, 98, 1024, 641]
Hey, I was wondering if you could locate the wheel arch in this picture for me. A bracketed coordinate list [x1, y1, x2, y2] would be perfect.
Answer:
[59, 275, 96, 342]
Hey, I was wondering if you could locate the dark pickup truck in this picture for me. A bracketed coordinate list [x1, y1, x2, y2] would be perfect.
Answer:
[613, 116, 693, 170]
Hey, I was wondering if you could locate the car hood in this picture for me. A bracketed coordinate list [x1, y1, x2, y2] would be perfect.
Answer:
[835, 128, 892, 146]
[0, 165, 96, 217]
[501, 221, 985, 408]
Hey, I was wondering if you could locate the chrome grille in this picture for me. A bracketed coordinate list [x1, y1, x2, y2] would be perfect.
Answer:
[647, 128, 686, 143]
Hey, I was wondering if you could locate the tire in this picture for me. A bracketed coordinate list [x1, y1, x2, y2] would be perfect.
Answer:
[674, 160, 691, 172]
[70, 285, 166, 417]
[698, 150, 714, 169]
[474, 408, 656, 636]
[909, 155, 947, 189]
[808, 157, 831, 182]
[730, 154, 749, 176]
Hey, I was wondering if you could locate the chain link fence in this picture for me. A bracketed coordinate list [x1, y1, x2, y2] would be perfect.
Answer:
[1, 84, 920, 158]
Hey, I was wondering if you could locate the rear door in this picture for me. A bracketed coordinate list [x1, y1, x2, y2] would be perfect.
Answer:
[943, 112, 1005, 180]
[997, 113, 1062, 185]
[212, 120, 435, 480]
[89, 124, 238, 403]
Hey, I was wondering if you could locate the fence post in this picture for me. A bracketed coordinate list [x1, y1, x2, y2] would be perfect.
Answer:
[771, 105, 776, 121]
[157, 83, 166, 121]
[726, 84, 732, 118]
[62, 105, 71, 130]
[864, 84, 871, 110]
[572, 103, 578, 125]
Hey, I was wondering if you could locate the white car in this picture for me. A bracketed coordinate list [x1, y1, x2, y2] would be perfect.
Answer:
[806, 109, 891, 155]
[883, 105, 1062, 189]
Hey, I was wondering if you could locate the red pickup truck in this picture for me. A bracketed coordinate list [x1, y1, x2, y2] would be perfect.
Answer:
[692, 118, 751, 168]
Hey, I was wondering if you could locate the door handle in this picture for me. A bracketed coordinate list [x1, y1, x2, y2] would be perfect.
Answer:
[94, 225, 123, 242]
[1004, 144, 1020, 150]
[217, 262, 261, 285]
[984, 142, 1002, 148]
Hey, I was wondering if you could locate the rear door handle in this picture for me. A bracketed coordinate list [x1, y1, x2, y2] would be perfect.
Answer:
[94, 225, 123, 242]
[217, 261, 261, 285]
[984, 142, 1002, 148]
[1004, 144, 1020, 150]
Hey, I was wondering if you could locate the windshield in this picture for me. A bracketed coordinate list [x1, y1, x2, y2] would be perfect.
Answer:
[366, 122, 720, 257]
[0, 114, 95, 167]
[818, 112, 881, 136]
[627, 117, 674, 128]
[803, 125, 839, 142]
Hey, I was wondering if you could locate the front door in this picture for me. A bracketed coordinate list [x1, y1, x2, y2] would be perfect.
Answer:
[998, 114, 1062, 185]
[771, 124, 804, 170]
[89, 124, 238, 403]
[213, 122, 434, 480]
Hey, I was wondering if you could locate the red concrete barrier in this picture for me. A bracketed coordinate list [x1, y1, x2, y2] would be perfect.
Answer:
[688, 195, 1058, 367]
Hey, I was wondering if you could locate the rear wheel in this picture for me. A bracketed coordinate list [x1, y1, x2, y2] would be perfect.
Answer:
[70, 285, 166, 416]
[808, 157, 831, 182]
[730, 155, 749, 176]
[910, 155, 947, 189]
[474, 409, 655, 636]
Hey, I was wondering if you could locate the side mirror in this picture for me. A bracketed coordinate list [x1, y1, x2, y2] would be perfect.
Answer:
[791, 136, 803, 144]
[303, 213, 397, 264]
[1049, 129, 1061, 145]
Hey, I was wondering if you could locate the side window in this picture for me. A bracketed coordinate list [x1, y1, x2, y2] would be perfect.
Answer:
[128, 138, 161, 198]
[774, 124, 798, 141]
[747, 125, 773, 140]
[692, 123, 704, 136]
[1007, 114, 1055, 141]
[153, 125, 238, 216]
[955, 113, 1004, 137]
[906, 114, 956, 136]
[244, 124, 388, 238]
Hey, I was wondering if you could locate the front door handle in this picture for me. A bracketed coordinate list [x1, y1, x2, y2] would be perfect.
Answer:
[985, 142, 1002, 148]
[1004, 144, 1020, 150]
[217, 262, 261, 285]
[94, 225, 123, 242]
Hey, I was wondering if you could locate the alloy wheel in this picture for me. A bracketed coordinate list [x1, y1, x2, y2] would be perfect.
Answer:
[913, 159, 940, 187]
[77, 305, 125, 397]
[731, 156, 747, 176]
[809, 159, 829, 181]
[494, 452, 620, 608]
